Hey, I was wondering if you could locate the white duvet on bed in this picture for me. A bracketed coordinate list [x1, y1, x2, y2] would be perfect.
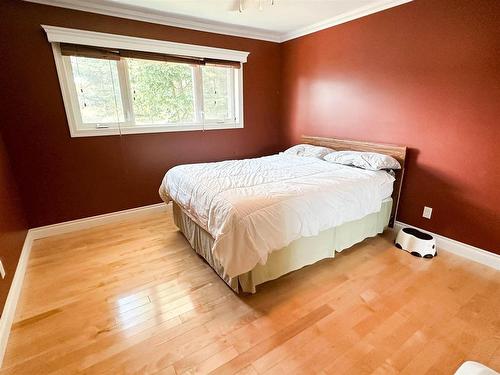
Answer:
[159, 154, 394, 278]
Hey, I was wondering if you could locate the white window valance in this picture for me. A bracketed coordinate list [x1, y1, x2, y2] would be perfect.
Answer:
[42, 25, 250, 63]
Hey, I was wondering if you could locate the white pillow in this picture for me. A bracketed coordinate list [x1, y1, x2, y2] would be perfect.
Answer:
[283, 144, 334, 159]
[324, 151, 401, 171]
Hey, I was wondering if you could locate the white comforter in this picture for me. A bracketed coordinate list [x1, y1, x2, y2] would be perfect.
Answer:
[159, 154, 394, 278]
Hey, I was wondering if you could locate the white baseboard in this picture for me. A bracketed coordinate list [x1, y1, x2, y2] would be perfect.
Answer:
[0, 202, 168, 367]
[29, 202, 167, 240]
[0, 232, 33, 367]
[0, 207, 496, 367]
[394, 221, 500, 270]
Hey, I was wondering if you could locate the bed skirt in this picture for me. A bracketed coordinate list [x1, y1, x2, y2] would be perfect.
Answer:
[172, 198, 392, 293]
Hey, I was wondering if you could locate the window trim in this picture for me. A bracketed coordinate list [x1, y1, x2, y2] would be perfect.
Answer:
[44, 25, 249, 137]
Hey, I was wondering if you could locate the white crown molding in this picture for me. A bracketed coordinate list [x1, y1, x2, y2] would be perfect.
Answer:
[42, 25, 250, 62]
[394, 221, 500, 270]
[282, 0, 414, 41]
[25, 0, 282, 42]
[26, 0, 413, 43]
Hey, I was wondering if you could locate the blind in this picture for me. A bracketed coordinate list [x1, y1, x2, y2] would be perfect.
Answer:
[60, 43, 241, 68]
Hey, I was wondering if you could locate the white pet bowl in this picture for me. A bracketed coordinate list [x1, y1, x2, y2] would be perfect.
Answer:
[395, 227, 437, 258]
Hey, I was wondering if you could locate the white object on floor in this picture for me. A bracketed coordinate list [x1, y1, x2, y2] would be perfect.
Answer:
[394, 221, 500, 270]
[395, 227, 437, 258]
[454, 361, 499, 375]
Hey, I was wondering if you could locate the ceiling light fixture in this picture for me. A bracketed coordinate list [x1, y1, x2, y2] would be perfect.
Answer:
[238, 0, 276, 13]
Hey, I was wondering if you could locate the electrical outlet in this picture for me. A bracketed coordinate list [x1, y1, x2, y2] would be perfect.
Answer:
[0, 260, 5, 279]
[423, 206, 433, 219]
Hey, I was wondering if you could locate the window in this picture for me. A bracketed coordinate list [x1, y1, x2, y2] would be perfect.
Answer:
[202, 66, 236, 123]
[44, 26, 248, 137]
[69, 56, 125, 126]
[61, 52, 241, 136]
[127, 58, 196, 125]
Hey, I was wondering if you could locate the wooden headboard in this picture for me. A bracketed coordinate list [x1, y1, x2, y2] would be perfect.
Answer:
[302, 135, 407, 227]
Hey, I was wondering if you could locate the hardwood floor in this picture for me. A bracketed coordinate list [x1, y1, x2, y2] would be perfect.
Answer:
[1, 205, 499, 374]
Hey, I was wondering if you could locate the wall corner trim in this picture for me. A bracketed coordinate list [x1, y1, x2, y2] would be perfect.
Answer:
[0, 232, 33, 368]
[25, 0, 413, 43]
[280, 0, 414, 41]
[25, 0, 283, 42]
[394, 221, 500, 270]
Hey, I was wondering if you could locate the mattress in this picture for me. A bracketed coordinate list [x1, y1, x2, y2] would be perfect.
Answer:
[160, 154, 395, 277]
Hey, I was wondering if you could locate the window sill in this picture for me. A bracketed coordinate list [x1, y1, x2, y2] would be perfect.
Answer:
[69, 122, 244, 137]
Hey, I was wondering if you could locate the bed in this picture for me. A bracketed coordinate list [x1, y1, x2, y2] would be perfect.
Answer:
[159, 136, 407, 293]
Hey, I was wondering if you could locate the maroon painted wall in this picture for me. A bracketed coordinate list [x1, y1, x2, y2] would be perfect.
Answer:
[281, 0, 500, 253]
[0, 0, 283, 228]
[0, 134, 28, 311]
[1, 0, 499, 257]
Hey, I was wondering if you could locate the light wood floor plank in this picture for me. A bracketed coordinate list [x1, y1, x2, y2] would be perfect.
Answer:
[1, 205, 498, 374]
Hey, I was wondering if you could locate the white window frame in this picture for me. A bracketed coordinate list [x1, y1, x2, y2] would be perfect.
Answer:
[43, 25, 249, 137]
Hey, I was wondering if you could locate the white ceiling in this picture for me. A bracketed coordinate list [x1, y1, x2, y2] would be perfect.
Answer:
[27, 0, 412, 42]
[110, 0, 379, 33]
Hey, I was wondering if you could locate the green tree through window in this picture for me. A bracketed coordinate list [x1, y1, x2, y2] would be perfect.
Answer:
[71, 56, 124, 124]
[128, 58, 195, 124]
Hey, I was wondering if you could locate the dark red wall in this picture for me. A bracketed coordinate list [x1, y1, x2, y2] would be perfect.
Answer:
[0, 134, 28, 311]
[1, 0, 499, 256]
[0, 0, 283, 228]
[281, 0, 500, 253]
